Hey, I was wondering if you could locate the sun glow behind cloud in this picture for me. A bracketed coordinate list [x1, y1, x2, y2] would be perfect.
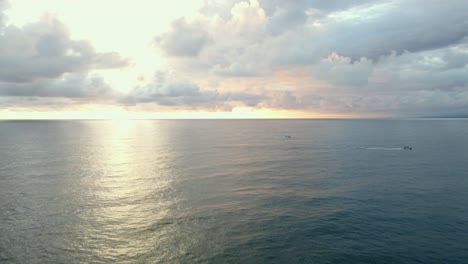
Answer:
[5, 0, 205, 91]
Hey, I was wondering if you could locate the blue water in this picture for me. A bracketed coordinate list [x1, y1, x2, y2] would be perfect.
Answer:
[0, 119, 467, 263]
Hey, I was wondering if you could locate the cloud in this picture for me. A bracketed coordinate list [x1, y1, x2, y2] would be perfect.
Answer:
[0, 0, 7, 27]
[157, 0, 468, 74]
[150, 0, 468, 116]
[264, 3, 307, 35]
[0, 73, 114, 98]
[311, 53, 373, 86]
[0, 2, 130, 106]
[122, 71, 265, 109]
[151, 1, 334, 77]
[258, 0, 374, 35]
[371, 47, 468, 92]
[155, 18, 211, 57]
[328, 1, 468, 59]
[0, 96, 81, 109]
[0, 15, 130, 84]
[260, 0, 374, 14]
[2, 0, 468, 117]
[261, 88, 468, 117]
[282, 45, 468, 115]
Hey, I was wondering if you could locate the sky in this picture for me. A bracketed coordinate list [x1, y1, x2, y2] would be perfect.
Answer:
[1, 0, 468, 119]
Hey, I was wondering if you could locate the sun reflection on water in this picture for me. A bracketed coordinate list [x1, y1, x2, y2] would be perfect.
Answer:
[72, 120, 180, 262]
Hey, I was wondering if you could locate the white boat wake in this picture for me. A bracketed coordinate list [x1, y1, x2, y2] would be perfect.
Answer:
[362, 147, 404, 151]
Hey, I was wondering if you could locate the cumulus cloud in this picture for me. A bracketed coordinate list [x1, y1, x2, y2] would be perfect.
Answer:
[158, 0, 468, 73]
[122, 71, 265, 109]
[151, 0, 468, 116]
[0, 2, 129, 106]
[0, 15, 129, 84]
[155, 18, 211, 57]
[152, 0, 339, 76]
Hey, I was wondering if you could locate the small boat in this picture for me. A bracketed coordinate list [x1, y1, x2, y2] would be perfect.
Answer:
[403, 146, 413, 150]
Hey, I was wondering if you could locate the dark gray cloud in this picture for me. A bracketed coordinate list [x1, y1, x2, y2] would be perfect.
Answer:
[0, 73, 114, 98]
[329, 1, 468, 59]
[256, 0, 468, 60]
[311, 54, 373, 86]
[259, 0, 373, 14]
[0, 16, 130, 84]
[259, 0, 375, 35]
[262, 1, 308, 35]
[155, 18, 211, 57]
[0, 96, 80, 109]
[122, 71, 265, 108]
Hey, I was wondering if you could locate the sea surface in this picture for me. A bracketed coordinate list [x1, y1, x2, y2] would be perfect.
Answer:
[0, 119, 467, 263]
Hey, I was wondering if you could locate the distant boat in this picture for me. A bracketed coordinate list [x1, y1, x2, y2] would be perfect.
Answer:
[284, 135, 292, 139]
[403, 146, 413, 150]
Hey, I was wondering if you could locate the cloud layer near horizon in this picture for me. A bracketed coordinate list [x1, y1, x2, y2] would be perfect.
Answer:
[1, 0, 468, 117]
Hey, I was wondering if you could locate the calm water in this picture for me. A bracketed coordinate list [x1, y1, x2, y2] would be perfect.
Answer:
[0, 119, 467, 263]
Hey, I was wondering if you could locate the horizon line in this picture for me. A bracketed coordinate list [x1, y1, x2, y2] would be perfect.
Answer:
[2, 117, 467, 121]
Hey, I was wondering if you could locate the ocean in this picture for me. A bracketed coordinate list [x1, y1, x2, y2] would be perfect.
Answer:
[0, 119, 467, 263]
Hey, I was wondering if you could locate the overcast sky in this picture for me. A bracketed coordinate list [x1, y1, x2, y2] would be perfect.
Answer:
[1, 0, 468, 118]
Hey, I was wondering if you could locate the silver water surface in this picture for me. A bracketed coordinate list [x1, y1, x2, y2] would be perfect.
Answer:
[1, 120, 467, 263]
